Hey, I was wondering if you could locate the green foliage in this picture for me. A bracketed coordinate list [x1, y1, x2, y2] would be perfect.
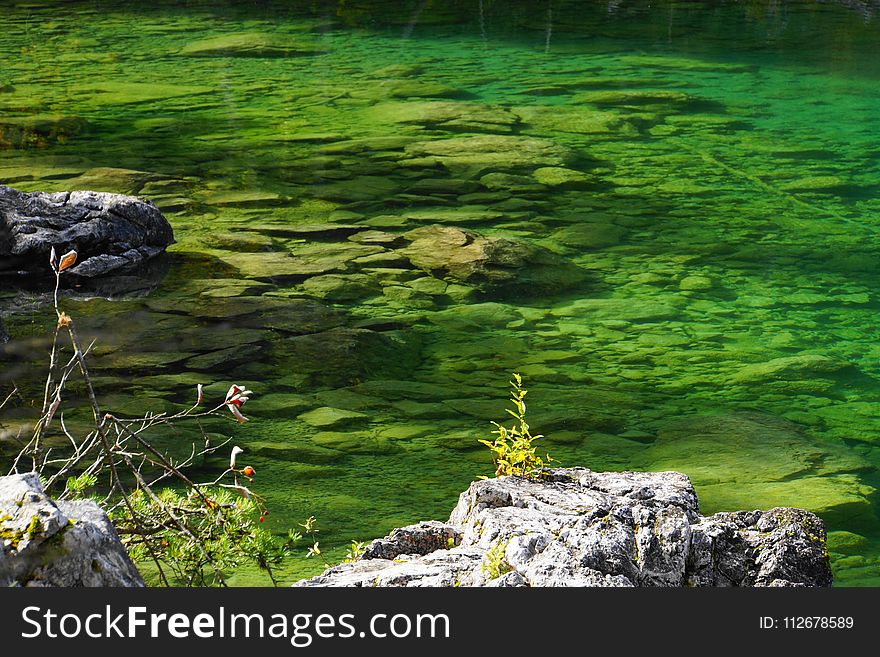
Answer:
[300, 515, 328, 566]
[343, 539, 368, 564]
[480, 373, 552, 477]
[65, 472, 97, 495]
[113, 487, 295, 587]
[482, 538, 511, 580]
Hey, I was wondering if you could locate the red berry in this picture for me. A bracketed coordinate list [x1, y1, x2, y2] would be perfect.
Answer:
[259, 516, 265, 523]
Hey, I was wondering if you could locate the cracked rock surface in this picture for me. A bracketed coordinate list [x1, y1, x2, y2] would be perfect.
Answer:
[295, 468, 832, 587]
[0, 184, 174, 278]
[0, 473, 144, 587]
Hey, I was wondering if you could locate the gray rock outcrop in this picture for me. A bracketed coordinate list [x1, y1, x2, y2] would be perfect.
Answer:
[296, 468, 832, 587]
[0, 184, 174, 278]
[0, 473, 144, 587]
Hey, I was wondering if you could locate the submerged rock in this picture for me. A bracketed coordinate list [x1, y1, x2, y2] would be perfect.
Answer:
[0, 114, 86, 150]
[178, 32, 327, 57]
[731, 354, 851, 383]
[0, 185, 174, 278]
[295, 468, 832, 587]
[403, 134, 570, 174]
[0, 473, 144, 587]
[401, 225, 587, 295]
[372, 100, 520, 133]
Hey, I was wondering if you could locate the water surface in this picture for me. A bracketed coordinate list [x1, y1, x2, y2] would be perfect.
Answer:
[2, 0, 880, 585]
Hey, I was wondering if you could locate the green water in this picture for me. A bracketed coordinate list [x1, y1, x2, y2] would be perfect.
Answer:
[2, 0, 880, 586]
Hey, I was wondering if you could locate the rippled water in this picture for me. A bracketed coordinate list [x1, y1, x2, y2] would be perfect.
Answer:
[2, 0, 880, 585]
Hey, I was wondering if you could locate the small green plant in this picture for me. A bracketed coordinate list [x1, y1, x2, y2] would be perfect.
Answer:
[482, 538, 511, 580]
[343, 539, 368, 564]
[65, 472, 97, 495]
[301, 515, 329, 567]
[480, 373, 552, 477]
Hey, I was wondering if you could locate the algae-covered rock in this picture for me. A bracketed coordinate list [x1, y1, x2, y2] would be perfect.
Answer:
[252, 393, 313, 418]
[679, 275, 714, 291]
[357, 80, 463, 100]
[302, 273, 382, 302]
[731, 354, 851, 383]
[53, 167, 160, 195]
[403, 134, 570, 174]
[551, 297, 679, 322]
[780, 176, 848, 193]
[178, 31, 327, 57]
[575, 89, 696, 108]
[645, 412, 876, 529]
[549, 222, 626, 249]
[372, 100, 520, 133]
[516, 104, 633, 136]
[532, 166, 592, 188]
[74, 81, 214, 106]
[401, 225, 587, 296]
[0, 114, 85, 149]
[216, 246, 366, 280]
[298, 406, 369, 428]
[274, 327, 421, 388]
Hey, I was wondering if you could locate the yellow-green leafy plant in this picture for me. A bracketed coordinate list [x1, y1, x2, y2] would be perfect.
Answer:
[343, 539, 368, 564]
[480, 373, 552, 477]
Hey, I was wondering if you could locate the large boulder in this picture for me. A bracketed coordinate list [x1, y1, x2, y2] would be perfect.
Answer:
[0, 184, 174, 278]
[0, 473, 144, 587]
[295, 468, 832, 587]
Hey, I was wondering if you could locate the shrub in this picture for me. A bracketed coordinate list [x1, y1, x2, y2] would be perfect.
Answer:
[480, 373, 552, 478]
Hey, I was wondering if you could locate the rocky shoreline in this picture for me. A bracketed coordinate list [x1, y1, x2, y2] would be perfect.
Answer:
[0, 467, 831, 587]
[296, 468, 832, 587]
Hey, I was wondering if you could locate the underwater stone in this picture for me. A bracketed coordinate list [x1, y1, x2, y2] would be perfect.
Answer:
[295, 468, 831, 587]
[780, 176, 847, 193]
[0, 184, 174, 278]
[515, 104, 633, 136]
[678, 275, 714, 291]
[400, 224, 587, 295]
[731, 354, 851, 383]
[549, 222, 626, 249]
[355, 79, 464, 100]
[532, 167, 592, 188]
[551, 297, 679, 322]
[480, 172, 546, 193]
[298, 406, 369, 428]
[371, 100, 520, 133]
[0, 114, 86, 150]
[575, 89, 696, 108]
[403, 134, 570, 174]
[301, 273, 382, 302]
[275, 327, 421, 387]
[178, 31, 327, 57]
[61, 167, 161, 196]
